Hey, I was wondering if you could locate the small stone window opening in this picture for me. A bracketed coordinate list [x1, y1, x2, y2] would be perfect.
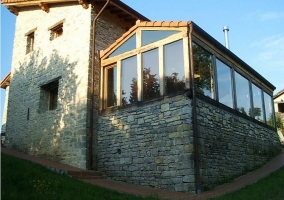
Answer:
[49, 19, 65, 41]
[278, 103, 284, 113]
[39, 78, 60, 112]
[25, 29, 36, 54]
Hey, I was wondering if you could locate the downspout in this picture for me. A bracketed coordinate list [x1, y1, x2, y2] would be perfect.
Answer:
[188, 23, 201, 194]
[89, 0, 110, 170]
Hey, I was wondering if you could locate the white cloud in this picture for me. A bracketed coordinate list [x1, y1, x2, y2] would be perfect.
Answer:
[243, 11, 284, 22]
[260, 12, 284, 21]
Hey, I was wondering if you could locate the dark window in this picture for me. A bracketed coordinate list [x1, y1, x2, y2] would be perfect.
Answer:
[278, 103, 284, 113]
[107, 66, 117, 107]
[50, 24, 63, 40]
[26, 32, 35, 54]
[49, 20, 65, 41]
[39, 79, 59, 111]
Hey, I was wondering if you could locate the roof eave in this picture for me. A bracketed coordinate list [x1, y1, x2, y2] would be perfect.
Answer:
[190, 22, 276, 92]
[1, 72, 11, 89]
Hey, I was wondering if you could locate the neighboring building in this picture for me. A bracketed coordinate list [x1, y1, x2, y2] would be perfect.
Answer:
[274, 89, 284, 114]
[1, 0, 281, 193]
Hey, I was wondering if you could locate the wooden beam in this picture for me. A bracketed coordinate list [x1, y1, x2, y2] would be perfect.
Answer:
[78, 0, 89, 9]
[38, 2, 49, 13]
[6, 6, 18, 16]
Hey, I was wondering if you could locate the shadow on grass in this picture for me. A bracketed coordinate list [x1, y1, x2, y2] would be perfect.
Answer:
[1, 153, 159, 200]
[210, 166, 284, 200]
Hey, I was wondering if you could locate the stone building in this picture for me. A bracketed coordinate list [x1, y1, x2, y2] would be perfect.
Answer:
[1, 0, 281, 193]
[274, 89, 284, 114]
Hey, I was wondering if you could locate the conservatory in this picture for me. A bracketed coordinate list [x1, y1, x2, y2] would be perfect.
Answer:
[100, 20, 275, 125]
[97, 20, 280, 192]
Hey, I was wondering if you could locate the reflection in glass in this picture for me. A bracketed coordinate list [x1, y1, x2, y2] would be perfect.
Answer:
[164, 40, 185, 94]
[235, 72, 251, 115]
[216, 59, 233, 108]
[107, 67, 117, 107]
[264, 92, 274, 127]
[193, 43, 214, 98]
[109, 35, 136, 58]
[142, 49, 160, 100]
[142, 30, 180, 46]
[251, 84, 263, 121]
[122, 56, 137, 105]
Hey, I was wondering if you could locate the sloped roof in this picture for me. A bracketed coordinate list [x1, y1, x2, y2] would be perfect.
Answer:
[274, 89, 284, 99]
[0, 72, 11, 89]
[2, 0, 149, 24]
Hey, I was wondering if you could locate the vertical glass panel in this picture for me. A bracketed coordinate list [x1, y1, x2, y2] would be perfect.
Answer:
[193, 43, 214, 98]
[107, 67, 117, 107]
[164, 40, 185, 94]
[235, 72, 251, 115]
[142, 49, 160, 100]
[251, 84, 264, 121]
[216, 59, 233, 108]
[109, 34, 136, 58]
[122, 56, 137, 105]
[142, 30, 180, 46]
[264, 92, 274, 127]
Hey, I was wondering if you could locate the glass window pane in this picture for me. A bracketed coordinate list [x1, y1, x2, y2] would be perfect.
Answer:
[164, 40, 185, 95]
[109, 34, 136, 58]
[142, 49, 160, 100]
[235, 72, 251, 116]
[251, 84, 264, 121]
[142, 30, 180, 46]
[122, 56, 137, 105]
[216, 59, 233, 108]
[264, 92, 274, 127]
[193, 43, 214, 98]
[107, 67, 117, 107]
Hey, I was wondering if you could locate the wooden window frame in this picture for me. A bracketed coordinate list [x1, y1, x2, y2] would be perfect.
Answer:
[25, 28, 37, 54]
[48, 19, 65, 41]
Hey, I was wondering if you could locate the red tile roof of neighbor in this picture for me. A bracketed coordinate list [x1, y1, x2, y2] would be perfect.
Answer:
[274, 89, 284, 99]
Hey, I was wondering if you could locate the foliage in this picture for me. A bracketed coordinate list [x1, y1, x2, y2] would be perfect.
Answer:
[275, 113, 284, 130]
[1, 154, 158, 200]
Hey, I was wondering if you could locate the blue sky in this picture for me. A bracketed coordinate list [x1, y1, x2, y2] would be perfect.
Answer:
[1, 0, 284, 131]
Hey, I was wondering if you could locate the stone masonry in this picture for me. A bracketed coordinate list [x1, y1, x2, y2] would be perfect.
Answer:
[4, 3, 132, 169]
[97, 95, 196, 192]
[196, 97, 282, 191]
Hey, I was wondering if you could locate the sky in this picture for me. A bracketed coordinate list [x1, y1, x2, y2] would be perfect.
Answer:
[1, 0, 284, 131]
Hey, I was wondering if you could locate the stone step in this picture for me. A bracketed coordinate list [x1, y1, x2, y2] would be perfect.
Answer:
[67, 170, 104, 180]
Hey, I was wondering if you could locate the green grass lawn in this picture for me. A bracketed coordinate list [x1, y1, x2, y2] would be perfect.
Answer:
[210, 165, 284, 200]
[1, 153, 284, 200]
[1, 153, 158, 200]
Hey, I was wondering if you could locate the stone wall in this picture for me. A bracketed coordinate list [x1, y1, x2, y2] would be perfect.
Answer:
[97, 95, 196, 192]
[5, 3, 92, 169]
[196, 96, 282, 191]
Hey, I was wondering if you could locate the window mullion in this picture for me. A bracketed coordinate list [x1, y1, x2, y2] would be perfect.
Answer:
[137, 53, 142, 101]
[117, 60, 122, 106]
[183, 37, 190, 89]
[159, 46, 164, 96]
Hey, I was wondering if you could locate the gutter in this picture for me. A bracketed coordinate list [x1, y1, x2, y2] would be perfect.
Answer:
[89, 0, 110, 170]
[189, 22, 201, 194]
